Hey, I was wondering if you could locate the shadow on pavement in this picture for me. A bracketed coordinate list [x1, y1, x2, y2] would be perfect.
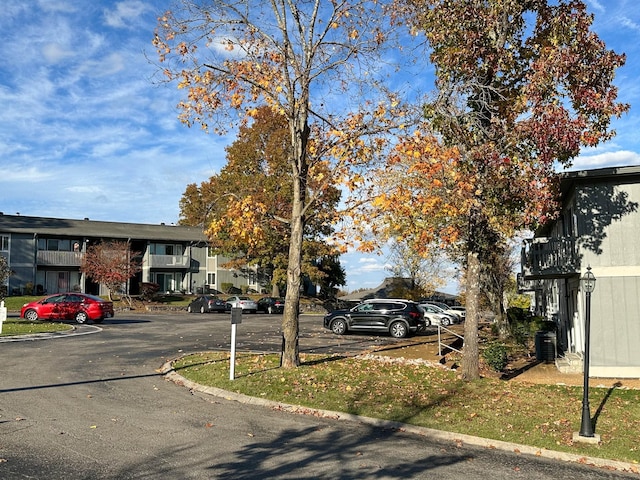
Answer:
[0, 372, 164, 394]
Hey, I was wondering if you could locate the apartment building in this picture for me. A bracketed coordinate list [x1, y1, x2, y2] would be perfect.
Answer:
[0, 214, 259, 297]
[519, 165, 640, 378]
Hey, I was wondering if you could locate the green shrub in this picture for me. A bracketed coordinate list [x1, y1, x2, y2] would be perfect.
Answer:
[482, 342, 509, 371]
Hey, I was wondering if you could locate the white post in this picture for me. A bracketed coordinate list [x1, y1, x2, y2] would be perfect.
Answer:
[229, 307, 242, 380]
[0, 300, 6, 334]
[230, 323, 237, 380]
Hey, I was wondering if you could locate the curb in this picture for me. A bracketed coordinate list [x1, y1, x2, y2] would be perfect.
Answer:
[0, 324, 102, 342]
[160, 359, 639, 476]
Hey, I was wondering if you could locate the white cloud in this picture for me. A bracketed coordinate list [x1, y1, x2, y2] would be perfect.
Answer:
[358, 259, 388, 273]
[103, 1, 150, 29]
[568, 150, 640, 170]
[587, 0, 606, 13]
[620, 16, 640, 31]
[42, 43, 74, 63]
[37, 0, 77, 14]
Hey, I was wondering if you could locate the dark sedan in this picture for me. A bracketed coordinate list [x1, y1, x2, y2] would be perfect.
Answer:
[256, 297, 285, 314]
[187, 295, 229, 314]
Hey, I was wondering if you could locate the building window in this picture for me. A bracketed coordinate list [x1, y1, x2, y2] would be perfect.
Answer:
[0, 235, 8, 251]
[150, 243, 183, 256]
[207, 273, 216, 285]
[37, 238, 80, 251]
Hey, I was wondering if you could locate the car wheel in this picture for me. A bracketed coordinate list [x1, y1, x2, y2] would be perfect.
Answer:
[200, 305, 206, 314]
[267, 306, 274, 314]
[441, 317, 450, 327]
[423, 317, 431, 327]
[187, 305, 193, 313]
[390, 321, 408, 338]
[24, 309, 39, 322]
[75, 311, 89, 324]
[331, 318, 347, 335]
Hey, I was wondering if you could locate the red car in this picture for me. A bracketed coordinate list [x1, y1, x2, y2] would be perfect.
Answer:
[21, 293, 114, 324]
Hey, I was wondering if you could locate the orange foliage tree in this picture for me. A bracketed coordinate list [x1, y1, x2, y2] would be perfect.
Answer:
[178, 106, 344, 296]
[153, 0, 423, 367]
[347, 0, 628, 379]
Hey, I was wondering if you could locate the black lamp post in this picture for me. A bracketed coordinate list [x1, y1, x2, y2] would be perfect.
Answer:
[579, 265, 596, 438]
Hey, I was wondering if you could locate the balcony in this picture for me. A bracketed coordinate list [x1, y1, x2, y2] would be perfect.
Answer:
[37, 250, 84, 266]
[520, 237, 579, 279]
[148, 254, 190, 269]
[517, 273, 545, 292]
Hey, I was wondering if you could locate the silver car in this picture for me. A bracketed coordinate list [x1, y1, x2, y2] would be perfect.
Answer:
[419, 303, 457, 326]
[225, 296, 258, 313]
[422, 302, 464, 322]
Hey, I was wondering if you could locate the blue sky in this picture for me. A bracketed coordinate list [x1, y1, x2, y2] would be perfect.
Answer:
[1, 1, 639, 294]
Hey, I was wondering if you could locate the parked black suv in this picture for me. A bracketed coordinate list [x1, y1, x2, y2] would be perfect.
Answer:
[323, 299, 426, 338]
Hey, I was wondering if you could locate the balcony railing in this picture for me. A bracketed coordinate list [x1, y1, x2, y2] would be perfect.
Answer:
[521, 237, 579, 279]
[37, 250, 84, 266]
[148, 254, 190, 269]
[517, 273, 546, 292]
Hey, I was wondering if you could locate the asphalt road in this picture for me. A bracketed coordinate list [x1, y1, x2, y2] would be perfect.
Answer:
[0, 312, 636, 479]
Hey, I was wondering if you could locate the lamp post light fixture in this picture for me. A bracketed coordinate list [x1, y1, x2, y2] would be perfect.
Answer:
[577, 265, 598, 441]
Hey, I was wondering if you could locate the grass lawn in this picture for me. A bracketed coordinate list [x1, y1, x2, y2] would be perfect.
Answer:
[173, 351, 640, 466]
[0, 319, 72, 336]
[1, 296, 38, 311]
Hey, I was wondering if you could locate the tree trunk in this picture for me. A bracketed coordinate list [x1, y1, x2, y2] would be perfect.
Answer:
[280, 111, 309, 369]
[281, 208, 303, 368]
[461, 250, 481, 380]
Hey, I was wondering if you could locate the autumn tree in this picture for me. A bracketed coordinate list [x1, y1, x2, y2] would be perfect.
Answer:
[179, 106, 342, 297]
[353, 0, 627, 379]
[385, 238, 451, 299]
[154, 0, 422, 367]
[81, 241, 141, 301]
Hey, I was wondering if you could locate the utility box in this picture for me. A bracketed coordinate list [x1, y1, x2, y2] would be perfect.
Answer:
[535, 330, 557, 363]
[231, 307, 242, 325]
